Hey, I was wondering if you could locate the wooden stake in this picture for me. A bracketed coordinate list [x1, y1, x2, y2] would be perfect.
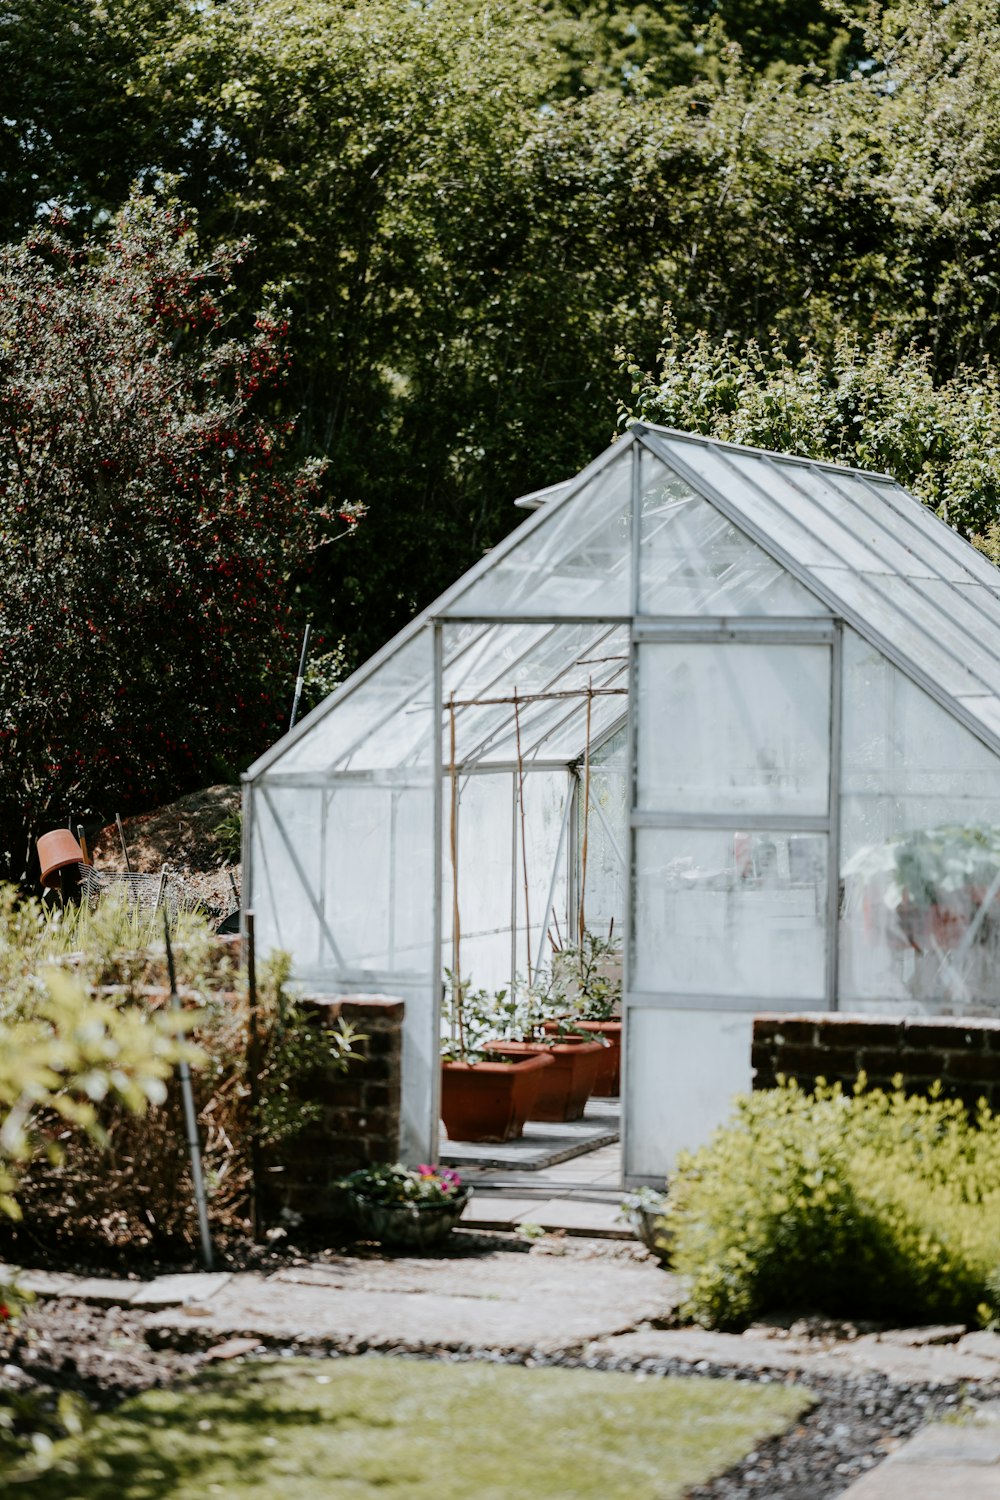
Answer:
[115, 813, 132, 874]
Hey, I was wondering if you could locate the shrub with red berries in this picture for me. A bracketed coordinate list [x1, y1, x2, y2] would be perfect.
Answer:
[0, 194, 359, 879]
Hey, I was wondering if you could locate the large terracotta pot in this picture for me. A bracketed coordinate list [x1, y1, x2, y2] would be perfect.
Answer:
[569, 1020, 622, 1096]
[441, 1052, 554, 1143]
[484, 1037, 604, 1122]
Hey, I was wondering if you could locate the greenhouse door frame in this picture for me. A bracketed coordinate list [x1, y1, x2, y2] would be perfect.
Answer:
[620, 613, 843, 1186]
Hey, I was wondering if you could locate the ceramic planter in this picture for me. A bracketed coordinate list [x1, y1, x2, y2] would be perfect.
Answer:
[347, 1188, 471, 1249]
[484, 1037, 604, 1122]
[441, 1052, 554, 1143]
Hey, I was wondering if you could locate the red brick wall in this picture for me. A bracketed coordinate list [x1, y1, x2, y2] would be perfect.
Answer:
[752, 1012, 1000, 1112]
[264, 994, 404, 1225]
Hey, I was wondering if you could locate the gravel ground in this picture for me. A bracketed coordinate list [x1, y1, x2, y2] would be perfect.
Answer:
[4, 1277, 997, 1499]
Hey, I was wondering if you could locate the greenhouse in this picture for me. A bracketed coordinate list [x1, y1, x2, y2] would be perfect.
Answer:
[243, 424, 1000, 1182]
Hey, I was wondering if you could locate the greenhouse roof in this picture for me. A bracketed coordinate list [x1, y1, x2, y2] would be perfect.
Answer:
[246, 423, 1000, 781]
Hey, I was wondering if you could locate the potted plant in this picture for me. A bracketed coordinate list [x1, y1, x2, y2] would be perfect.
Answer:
[340, 1162, 470, 1248]
[845, 824, 1000, 954]
[618, 1187, 672, 1266]
[545, 927, 623, 1096]
[481, 972, 606, 1123]
[440, 975, 554, 1143]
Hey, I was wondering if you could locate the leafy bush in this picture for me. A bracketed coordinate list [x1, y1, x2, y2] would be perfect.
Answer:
[666, 1079, 1000, 1330]
[0, 888, 358, 1254]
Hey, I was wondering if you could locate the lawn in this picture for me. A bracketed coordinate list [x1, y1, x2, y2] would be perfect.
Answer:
[17, 1354, 811, 1499]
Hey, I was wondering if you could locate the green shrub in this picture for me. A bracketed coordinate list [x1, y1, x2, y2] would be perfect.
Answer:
[666, 1079, 1000, 1330]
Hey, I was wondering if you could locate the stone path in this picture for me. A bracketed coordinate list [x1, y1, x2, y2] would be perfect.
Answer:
[6, 1242, 1000, 1493]
[837, 1401, 1000, 1497]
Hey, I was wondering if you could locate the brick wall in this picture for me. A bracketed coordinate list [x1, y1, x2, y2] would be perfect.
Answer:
[264, 993, 404, 1226]
[752, 1012, 1000, 1111]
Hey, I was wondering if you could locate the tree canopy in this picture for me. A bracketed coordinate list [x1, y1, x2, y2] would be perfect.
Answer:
[2, 0, 1000, 728]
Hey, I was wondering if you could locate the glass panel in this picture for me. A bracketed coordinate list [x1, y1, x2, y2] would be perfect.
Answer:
[515, 769, 573, 982]
[632, 827, 828, 1000]
[443, 621, 630, 768]
[441, 447, 633, 617]
[444, 771, 515, 998]
[762, 463, 938, 579]
[721, 450, 893, 573]
[647, 434, 847, 571]
[639, 452, 827, 616]
[624, 1008, 754, 1177]
[822, 471, 970, 583]
[873, 575, 1000, 695]
[278, 627, 434, 775]
[865, 476, 1000, 591]
[251, 784, 324, 967]
[636, 642, 831, 816]
[578, 725, 628, 943]
[810, 568, 986, 696]
[839, 628, 1000, 1013]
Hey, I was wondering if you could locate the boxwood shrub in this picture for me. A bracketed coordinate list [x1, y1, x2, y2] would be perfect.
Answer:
[664, 1079, 1000, 1331]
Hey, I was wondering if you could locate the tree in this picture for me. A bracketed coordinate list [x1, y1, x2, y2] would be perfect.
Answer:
[0, 194, 352, 880]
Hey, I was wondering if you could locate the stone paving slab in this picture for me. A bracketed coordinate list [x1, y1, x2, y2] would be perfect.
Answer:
[839, 1403, 1000, 1497]
[142, 1251, 675, 1354]
[514, 1198, 631, 1238]
[441, 1118, 619, 1171]
[842, 1464, 1000, 1498]
[129, 1272, 232, 1309]
[459, 1197, 544, 1229]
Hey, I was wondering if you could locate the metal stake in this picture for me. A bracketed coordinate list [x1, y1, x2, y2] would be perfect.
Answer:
[163, 911, 214, 1270]
[245, 910, 263, 1241]
[288, 621, 313, 733]
[115, 813, 133, 874]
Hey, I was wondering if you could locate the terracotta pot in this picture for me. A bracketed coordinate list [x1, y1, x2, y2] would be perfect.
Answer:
[484, 1037, 604, 1122]
[36, 829, 86, 888]
[441, 1052, 554, 1143]
[568, 1020, 621, 1096]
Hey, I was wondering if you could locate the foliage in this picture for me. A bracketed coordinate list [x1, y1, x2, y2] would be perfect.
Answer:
[441, 972, 514, 1064]
[666, 1079, 1000, 1330]
[5, 1355, 811, 1497]
[548, 927, 622, 1022]
[621, 321, 1000, 548]
[8, 2, 1000, 664]
[213, 809, 243, 867]
[0, 890, 357, 1253]
[339, 1162, 464, 1206]
[844, 824, 1000, 911]
[0, 193, 359, 882]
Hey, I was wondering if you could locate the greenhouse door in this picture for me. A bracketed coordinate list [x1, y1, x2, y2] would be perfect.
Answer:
[622, 619, 839, 1181]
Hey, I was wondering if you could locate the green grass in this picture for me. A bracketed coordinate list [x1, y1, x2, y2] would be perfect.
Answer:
[16, 1355, 811, 1499]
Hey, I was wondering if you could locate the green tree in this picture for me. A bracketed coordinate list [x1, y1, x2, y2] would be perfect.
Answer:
[0, 194, 351, 880]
